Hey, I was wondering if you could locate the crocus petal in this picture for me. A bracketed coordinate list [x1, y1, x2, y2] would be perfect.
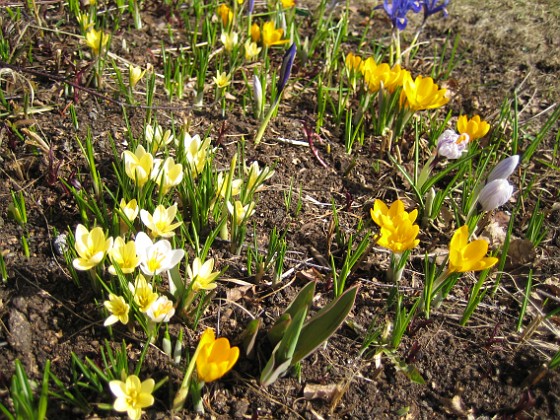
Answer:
[277, 43, 297, 95]
[449, 225, 469, 250]
[487, 155, 520, 182]
[462, 240, 490, 266]
[477, 179, 514, 211]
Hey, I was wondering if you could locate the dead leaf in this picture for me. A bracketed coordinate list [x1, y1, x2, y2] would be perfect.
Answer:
[481, 221, 507, 247]
[296, 267, 325, 283]
[303, 383, 343, 403]
[226, 285, 253, 302]
[506, 239, 536, 268]
[439, 395, 474, 417]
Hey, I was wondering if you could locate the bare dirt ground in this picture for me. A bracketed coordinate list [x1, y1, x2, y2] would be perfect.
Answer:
[1, 0, 559, 418]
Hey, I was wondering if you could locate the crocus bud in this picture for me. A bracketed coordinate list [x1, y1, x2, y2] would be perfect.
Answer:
[128, 65, 146, 88]
[437, 129, 467, 159]
[277, 43, 296, 97]
[252, 74, 263, 117]
[487, 155, 519, 182]
[477, 179, 513, 211]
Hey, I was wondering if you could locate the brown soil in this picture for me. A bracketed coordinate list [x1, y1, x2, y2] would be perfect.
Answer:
[1, 1, 559, 419]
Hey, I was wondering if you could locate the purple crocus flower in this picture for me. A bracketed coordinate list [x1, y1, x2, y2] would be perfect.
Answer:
[422, 0, 449, 22]
[277, 43, 296, 97]
[381, 0, 422, 30]
[247, 0, 254, 15]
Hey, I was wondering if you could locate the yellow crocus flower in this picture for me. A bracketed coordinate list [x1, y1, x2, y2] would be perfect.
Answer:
[251, 22, 261, 42]
[151, 157, 183, 195]
[360, 56, 377, 76]
[370, 199, 418, 232]
[282, 0, 296, 8]
[345, 52, 362, 72]
[261, 21, 289, 47]
[371, 199, 419, 254]
[457, 115, 490, 142]
[128, 64, 146, 88]
[85, 28, 109, 56]
[122, 145, 154, 187]
[377, 218, 420, 253]
[244, 39, 262, 60]
[140, 204, 182, 239]
[400, 72, 449, 111]
[447, 225, 498, 274]
[227, 200, 256, 226]
[187, 257, 220, 292]
[216, 4, 233, 26]
[128, 274, 158, 313]
[213, 70, 231, 89]
[196, 328, 239, 383]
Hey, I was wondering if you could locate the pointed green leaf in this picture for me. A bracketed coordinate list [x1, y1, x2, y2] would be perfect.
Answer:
[241, 318, 261, 357]
[282, 281, 315, 321]
[260, 306, 307, 386]
[267, 313, 291, 347]
[292, 285, 358, 364]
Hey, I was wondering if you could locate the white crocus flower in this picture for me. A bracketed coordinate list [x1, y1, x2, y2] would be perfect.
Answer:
[487, 155, 519, 182]
[245, 161, 274, 193]
[140, 204, 182, 238]
[436, 129, 469, 159]
[477, 179, 514, 211]
[146, 296, 175, 323]
[151, 157, 184, 195]
[227, 200, 256, 226]
[181, 133, 213, 178]
[476, 155, 519, 211]
[220, 31, 239, 52]
[135, 232, 184, 276]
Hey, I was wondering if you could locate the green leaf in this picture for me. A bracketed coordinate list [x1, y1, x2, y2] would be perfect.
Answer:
[267, 313, 291, 347]
[267, 281, 315, 346]
[282, 281, 315, 321]
[292, 285, 358, 364]
[260, 306, 307, 386]
[37, 360, 51, 420]
[241, 318, 261, 357]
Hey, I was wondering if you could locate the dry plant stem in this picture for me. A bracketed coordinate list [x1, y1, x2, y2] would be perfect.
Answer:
[303, 122, 329, 168]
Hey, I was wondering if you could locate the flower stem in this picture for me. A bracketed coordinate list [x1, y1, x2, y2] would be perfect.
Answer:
[172, 336, 205, 411]
[254, 99, 280, 145]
